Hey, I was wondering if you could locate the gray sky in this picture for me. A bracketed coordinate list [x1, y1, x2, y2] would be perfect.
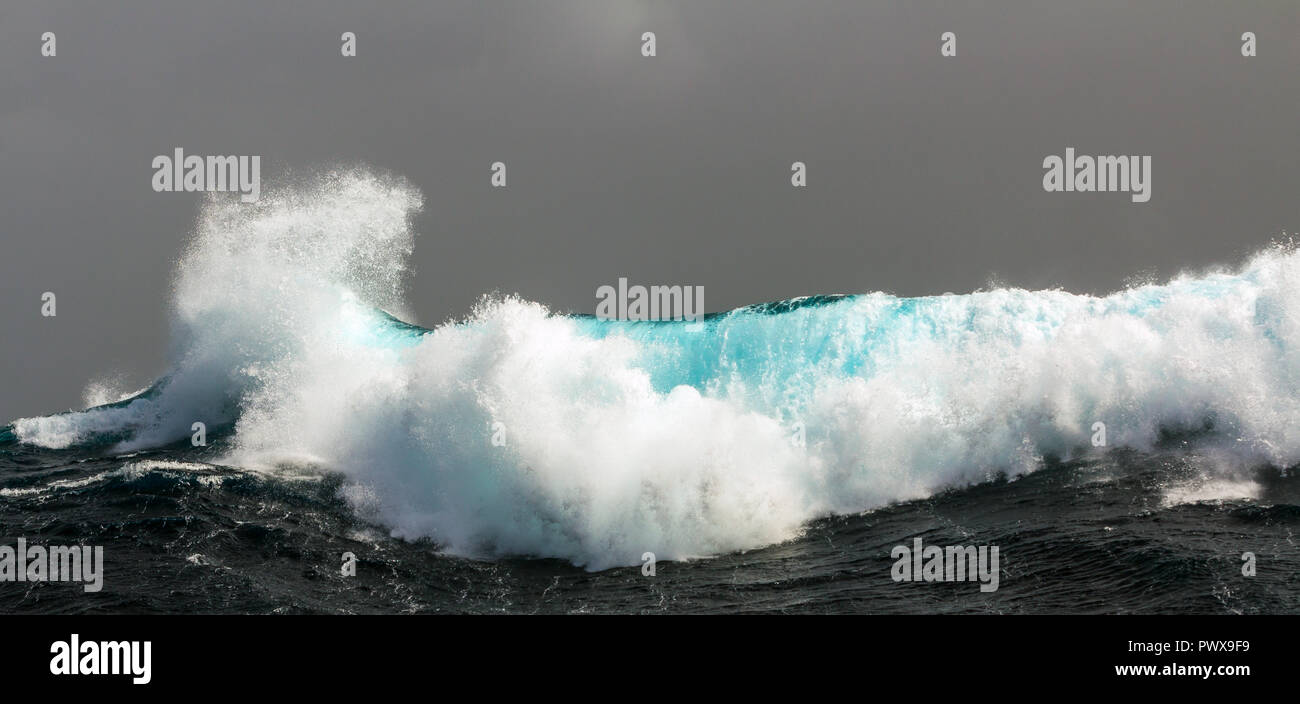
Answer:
[1, 0, 1297, 420]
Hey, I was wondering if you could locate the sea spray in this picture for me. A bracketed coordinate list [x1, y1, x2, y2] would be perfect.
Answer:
[11, 169, 1300, 569]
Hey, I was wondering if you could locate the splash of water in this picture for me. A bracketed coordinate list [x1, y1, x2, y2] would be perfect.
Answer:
[11, 169, 1300, 568]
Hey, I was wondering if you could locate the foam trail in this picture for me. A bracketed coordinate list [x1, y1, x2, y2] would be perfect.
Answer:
[10, 169, 1300, 569]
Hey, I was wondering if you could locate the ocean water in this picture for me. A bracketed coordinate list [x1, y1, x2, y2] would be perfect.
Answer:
[2, 170, 1297, 613]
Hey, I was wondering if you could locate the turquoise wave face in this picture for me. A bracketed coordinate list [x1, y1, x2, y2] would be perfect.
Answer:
[353, 263, 1273, 429]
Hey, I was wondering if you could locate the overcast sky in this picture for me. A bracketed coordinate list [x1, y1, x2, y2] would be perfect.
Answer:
[1, 0, 1297, 420]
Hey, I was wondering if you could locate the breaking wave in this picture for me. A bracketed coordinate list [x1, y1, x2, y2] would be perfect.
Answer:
[8, 170, 1299, 568]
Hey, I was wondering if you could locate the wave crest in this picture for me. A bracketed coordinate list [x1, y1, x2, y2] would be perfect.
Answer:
[10, 170, 1300, 568]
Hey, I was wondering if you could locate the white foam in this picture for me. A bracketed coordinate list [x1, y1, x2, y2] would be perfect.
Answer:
[1162, 478, 1262, 507]
[13, 170, 1300, 569]
[0, 460, 232, 497]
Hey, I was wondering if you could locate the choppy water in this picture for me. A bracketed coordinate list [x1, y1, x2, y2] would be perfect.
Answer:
[2, 438, 1296, 613]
